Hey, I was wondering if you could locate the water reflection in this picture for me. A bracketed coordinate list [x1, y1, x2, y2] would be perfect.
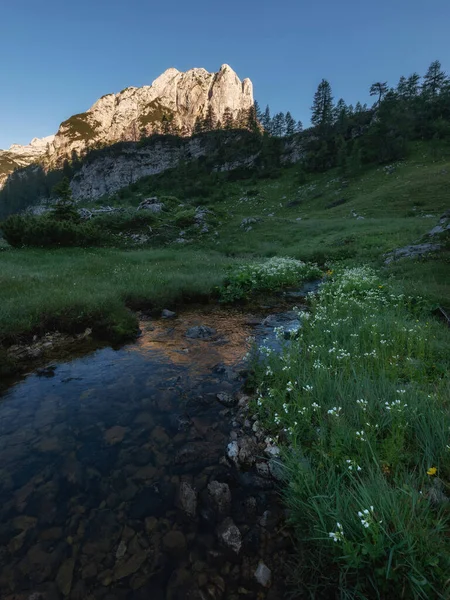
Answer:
[0, 305, 297, 599]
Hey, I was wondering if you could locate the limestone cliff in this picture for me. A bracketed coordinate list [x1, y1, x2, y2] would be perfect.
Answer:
[0, 65, 253, 187]
[50, 64, 253, 165]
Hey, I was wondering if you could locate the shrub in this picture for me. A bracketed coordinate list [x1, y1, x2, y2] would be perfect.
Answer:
[1, 214, 104, 248]
[174, 208, 197, 228]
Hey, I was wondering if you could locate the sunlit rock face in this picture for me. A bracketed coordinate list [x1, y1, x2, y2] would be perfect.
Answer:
[0, 65, 254, 188]
[50, 64, 254, 165]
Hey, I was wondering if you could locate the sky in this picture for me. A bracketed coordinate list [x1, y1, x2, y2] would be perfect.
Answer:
[1, 0, 450, 149]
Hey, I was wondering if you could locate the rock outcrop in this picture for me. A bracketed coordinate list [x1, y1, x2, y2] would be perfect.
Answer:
[0, 135, 54, 188]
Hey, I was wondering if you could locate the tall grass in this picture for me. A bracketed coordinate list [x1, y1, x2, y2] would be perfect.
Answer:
[252, 266, 450, 598]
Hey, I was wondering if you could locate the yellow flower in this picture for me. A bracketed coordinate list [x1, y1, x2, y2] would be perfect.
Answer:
[427, 467, 437, 476]
[378, 285, 383, 289]
[326, 270, 333, 276]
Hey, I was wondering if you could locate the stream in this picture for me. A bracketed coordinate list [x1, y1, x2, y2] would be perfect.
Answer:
[0, 296, 309, 600]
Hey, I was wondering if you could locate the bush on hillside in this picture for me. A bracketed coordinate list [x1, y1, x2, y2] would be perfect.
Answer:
[173, 208, 197, 228]
[1, 214, 104, 248]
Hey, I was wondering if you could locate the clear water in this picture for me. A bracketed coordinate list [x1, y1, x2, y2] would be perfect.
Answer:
[0, 305, 298, 600]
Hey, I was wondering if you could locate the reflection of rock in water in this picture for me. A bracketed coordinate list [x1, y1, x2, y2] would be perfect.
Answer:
[0, 303, 297, 599]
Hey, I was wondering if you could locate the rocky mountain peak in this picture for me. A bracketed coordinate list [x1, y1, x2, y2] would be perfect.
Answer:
[0, 64, 254, 188]
[47, 64, 253, 167]
[6, 135, 55, 157]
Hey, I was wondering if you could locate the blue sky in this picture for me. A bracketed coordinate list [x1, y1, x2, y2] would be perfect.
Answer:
[1, 0, 450, 148]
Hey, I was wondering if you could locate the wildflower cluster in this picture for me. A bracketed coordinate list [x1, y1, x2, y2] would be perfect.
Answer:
[329, 522, 345, 543]
[346, 459, 362, 472]
[357, 506, 376, 529]
[219, 257, 322, 302]
[250, 264, 450, 597]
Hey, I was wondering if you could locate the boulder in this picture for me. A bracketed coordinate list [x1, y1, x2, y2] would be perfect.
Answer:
[384, 243, 441, 264]
[161, 309, 176, 319]
[138, 197, 165, 213]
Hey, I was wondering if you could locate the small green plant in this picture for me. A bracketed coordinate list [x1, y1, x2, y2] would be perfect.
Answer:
[174, 208, 197, 228]
[51, 177, 80, 223]
[219, 257, 322, 302]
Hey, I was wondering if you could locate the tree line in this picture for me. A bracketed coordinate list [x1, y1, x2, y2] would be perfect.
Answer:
[304, 59, 450, 172]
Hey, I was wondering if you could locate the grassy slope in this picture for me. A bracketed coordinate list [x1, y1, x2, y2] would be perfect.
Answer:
[0, 141, 449, 347]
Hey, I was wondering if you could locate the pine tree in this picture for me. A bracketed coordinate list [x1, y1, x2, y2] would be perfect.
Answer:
[311, 79, 334, 129]
[246, 105, 259, 133]
[272, 112, 285, 137]
[193, 116, 205, 134]
[295, 120, 303, 133]
[161, 114, 171, 135]
[336, 135, 348, 176]
[354, 101, 364, 113]
[254, 100, 263, 123]
[423, 60, 446, 97]
[204, 106, 216, 131]
[369, 82, 388, 105]
[348, 140, 362, 174]
[222, 107, 234, 130]
[235, 109, 248, 129]
[285, 112, 296, 136]
[51, 177, 79, 222]
[334, 99, 349, 134]
[406, 73, 421, 98]
[261, 105, 272, 133]
[397, 76, 408, 99]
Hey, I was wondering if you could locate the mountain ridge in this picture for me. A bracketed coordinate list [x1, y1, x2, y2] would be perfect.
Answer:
[0, 64, 253, 190]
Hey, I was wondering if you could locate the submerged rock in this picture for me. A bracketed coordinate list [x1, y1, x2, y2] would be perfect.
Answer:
[56, 558, 75, 596]
[185, 325, 217, 339]
[216, 392, 237, 407]
[104, 425, 128, 445]
[178, 481, 197, 517]
[207, 481, 232, 517]
[114, 549, 148, 580]
[254, 561, 272, 587]
[163, 530, 187, 555]
[217, 518, 242, 554]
